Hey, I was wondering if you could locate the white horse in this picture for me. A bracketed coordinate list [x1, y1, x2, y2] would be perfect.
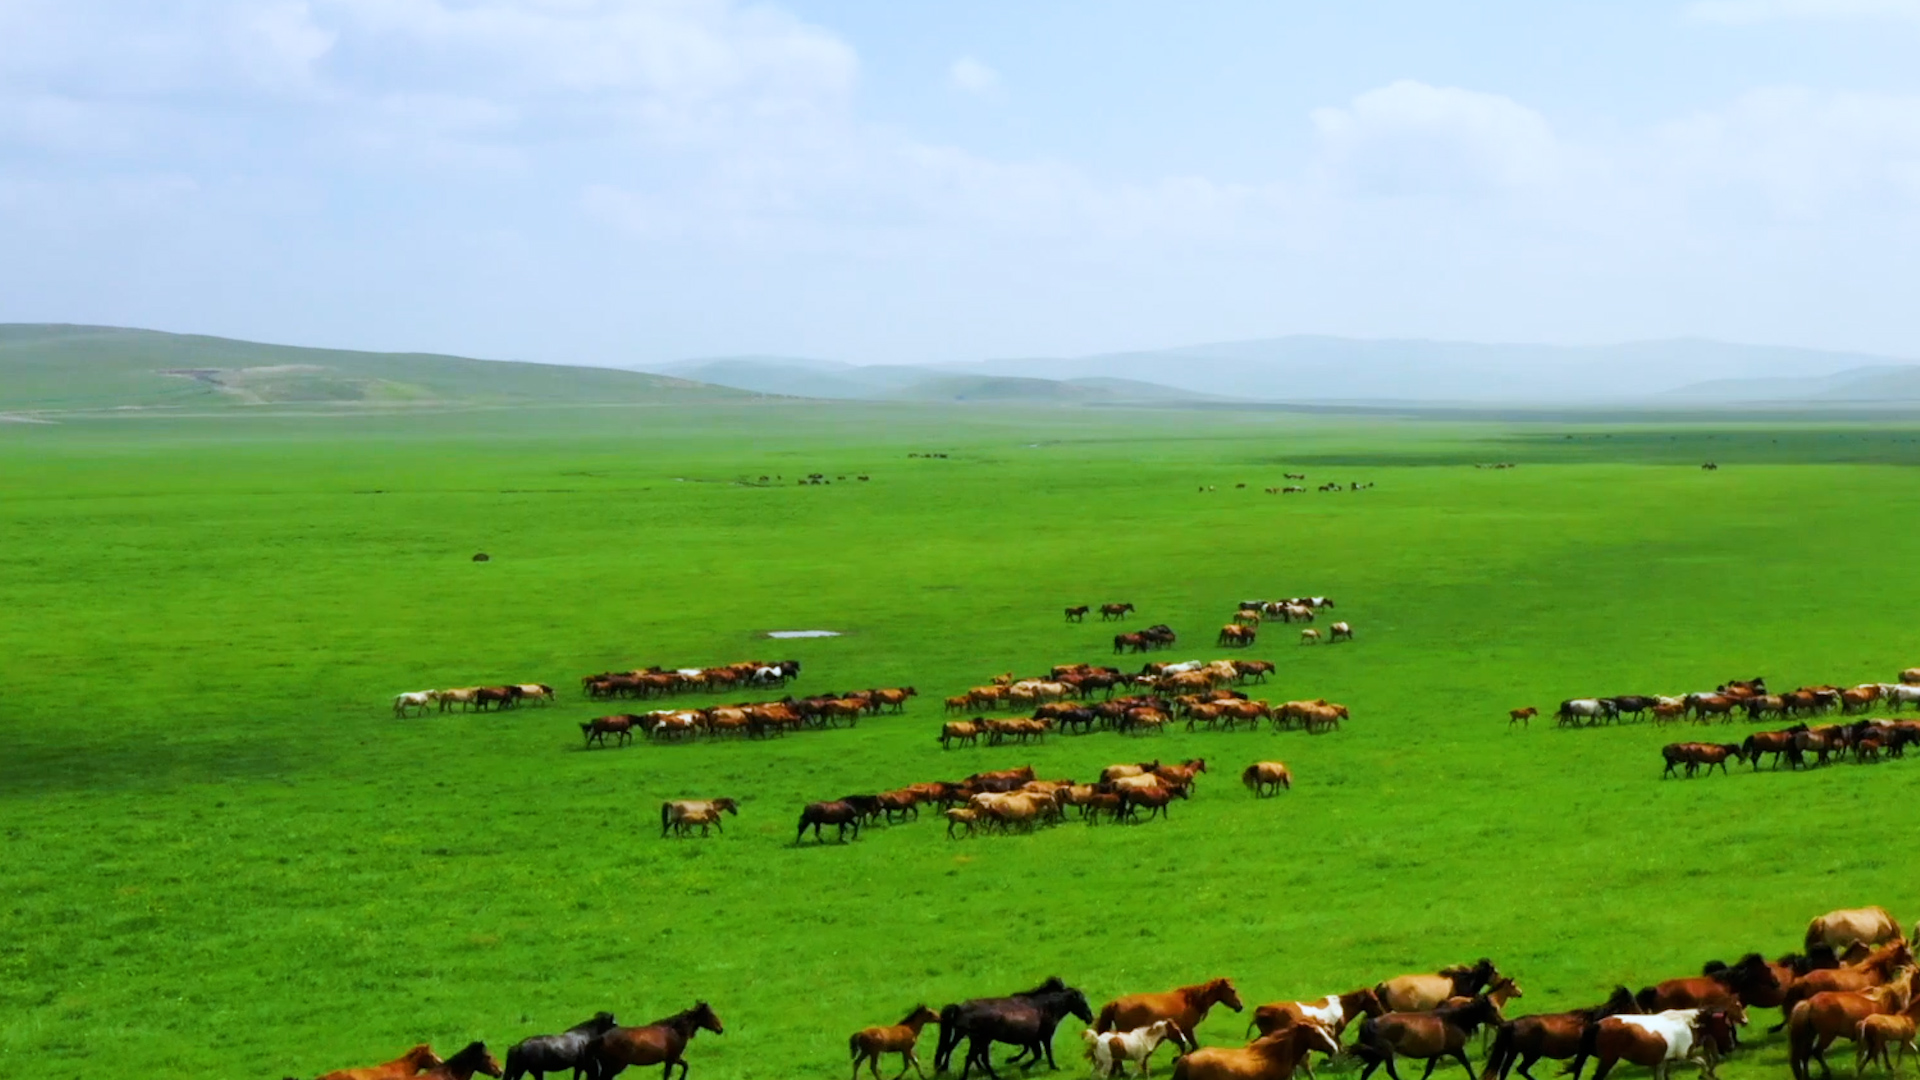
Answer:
[1084, 1020, 1176, 1079]
[392, 691, 435, 718]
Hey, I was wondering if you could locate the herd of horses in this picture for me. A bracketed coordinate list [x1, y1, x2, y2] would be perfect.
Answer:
[1663, 715, 1920, 777]
[295, 1003, 722, 1080]
[1538, 673, 1920, 730]
[580, 660, 803, 700]
[306, 906, 1918, 1080]
[577, 687, 917, 746]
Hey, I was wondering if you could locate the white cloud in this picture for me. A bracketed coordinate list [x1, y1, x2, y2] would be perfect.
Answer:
[1684, 0, 1920, 23]
[1310, 81, 1561, 196]
[948, 56, 1001, 97]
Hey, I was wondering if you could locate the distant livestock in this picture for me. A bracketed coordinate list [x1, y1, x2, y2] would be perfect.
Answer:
[1241, 761, 1292, 796]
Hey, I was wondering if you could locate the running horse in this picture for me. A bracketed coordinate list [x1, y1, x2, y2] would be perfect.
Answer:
[1095, 978, 1244, 1051]
[938, 978, 1093, 1080]
[1488, 986, 1636, 1080]
[307, 1045, 442, 1080]
[583, 1003, 723, 1080]
[1377, 960, 1503, 1012]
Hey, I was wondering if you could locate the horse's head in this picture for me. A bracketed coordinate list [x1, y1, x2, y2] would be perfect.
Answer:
[1063, 989, 1094, 1025]
[1598, 986, 1636, 1016]
[717, 798, 739, 815]
[1208, 978, 1244, 1012]
[403, 1045, 442, 1070]
[692, 1001, 725, 1035]
[905, 1005, 939, 1027]
[445, 1042, 501, 1079]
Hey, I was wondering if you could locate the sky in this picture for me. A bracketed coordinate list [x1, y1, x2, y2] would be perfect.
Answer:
[2, 0, 1919, 368]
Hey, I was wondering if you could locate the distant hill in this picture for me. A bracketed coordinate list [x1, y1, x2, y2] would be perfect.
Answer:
[955, 337, 1917, 403]
[0, 325, 754, 414]
[657, 356, 1214, 403]
[1663, 365, 1920, 403]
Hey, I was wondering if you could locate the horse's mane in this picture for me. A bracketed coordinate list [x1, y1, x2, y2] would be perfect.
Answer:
[1017, 976, 1068, 997]
[567, 1012, 616, 1034]
[1577, 986, 1635, 1020]
[443, 1043, 490, 1070]
[650, 1002, 713, 1032]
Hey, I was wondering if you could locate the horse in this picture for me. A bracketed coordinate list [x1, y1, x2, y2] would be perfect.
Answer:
[1096, 979, 1244, 1052]
[1172, 1021, 1340, 1080]
[1856, 998, 1920, 1078]
[1084, 1020, 1177, 1079]
[1067, 606, 1091, 622]
[1378, 960, 1502, 1012]
[1776, 943, 1917, 1033]
[393, 691, 435, 718]
[1487, 986, 1636, 1080]
[661, 798, 739, 838]
[949, 982, 1094, 1080]
[1299, 629, 1320, 645]
[1102, 603, 1137, 621]
[581, 716, 637, 748]
[1250, 988, 1385, 1041]
[1329, 622, 1353, 643]
[422, 1043, 504, 1080]
[1557, 699, 1617, 727]
[506, 1016, 617, 1080]
[850, 1005, 939, 1080]
[1242, 762, 1292, 797]
[308, 1044, 443, 1080]
[584, 1003, 723, 1080]
[1353, 995, 1505, 1080]
[797, 800, 864, 843]
[1508, 708, 1537, 728]
[1808, 909, 1906, 956]
[1638, 953, 1782, 1017]
[1788, 970, 1915, 1080]
[1588, 1009, 1741, 1080]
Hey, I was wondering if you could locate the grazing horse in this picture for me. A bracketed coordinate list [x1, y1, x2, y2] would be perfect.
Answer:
[850, 1005, 939, 1080]
[584, 1003, 724, 1080]
[797, 800, 864, 843]
[1378, 960, 1502, 1012]
[1067, 606, 1091, 622]
[1486, 986, 1637, 1080]
[1102, 603, 1137, 621]
[1808, 909, 1906, 955]
[1242, 762, 1292, 797]
[1172, 1021, 1340, 1080]
[1353, 995, 1505, 1080]
[1589, 1009, 1741, 1080]
[1789, 970, 1915, 1080]
[1097, 979, 1244, 1052]
[310, 1044, 444, 1080]
[660, 798, 739, 838]
[948, 983, 1094, 1080]
[506, 1015, 617, 1080]
[1084, 1020, 1177, 1079]
[1508, 707, 1538, 728]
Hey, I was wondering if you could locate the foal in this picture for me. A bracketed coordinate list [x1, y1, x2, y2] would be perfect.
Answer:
[851, 1006, 940, 1080]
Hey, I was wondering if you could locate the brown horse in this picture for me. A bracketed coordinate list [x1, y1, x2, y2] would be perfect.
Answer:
[585, 1002, 724, 1080]
[1249, 988, 1385, 1040]
[1098, 979, 1245, 1051]
[1588, 1008, 1741, 1080]
[421, 1043, 503, 1080]
[1378, 960, 1502, 1012]
[1789, 969, 1915, 1080]
[1639, 953, 1784, 1014]
[1354, 995, 1504, 1080]
[1172, 1021, 1340, 1080]
[1776, 943, 1916, 1033]
[797, 800, 864, 843]
[850, 1005, 939, 1080]
[1486, 986, 1637, 1080]
[310, 1044, 443, 1080]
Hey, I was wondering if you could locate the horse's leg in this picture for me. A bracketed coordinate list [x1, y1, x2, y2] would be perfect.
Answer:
[1454, 1047, 1480, 1080]
[1421, 1056, 1441, 1080]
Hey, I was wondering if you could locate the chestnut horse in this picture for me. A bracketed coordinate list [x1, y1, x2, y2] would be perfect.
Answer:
[849, 1005, 939, 1080]
[1353, 995, 1504, 1080]
[584, 1002, 723, 1080]
[309, 1044, 442, 1080]
[1774, 943, 1916, 1033]
[1788, 969, 1915, 1080]
[1097, 978, 1244, 1051]
[1172, 1022, 1340, 1080]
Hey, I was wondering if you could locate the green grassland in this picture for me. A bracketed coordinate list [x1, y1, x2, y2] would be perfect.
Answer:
[4, 404, 1920, 1080]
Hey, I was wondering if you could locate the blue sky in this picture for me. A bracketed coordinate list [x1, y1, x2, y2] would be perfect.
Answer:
[2, 0, 1918, 367]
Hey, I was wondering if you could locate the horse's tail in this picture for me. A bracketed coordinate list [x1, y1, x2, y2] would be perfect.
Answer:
[660, 802, 672, 834]
[1486, 1022, 1515, 1080]
[1093, 1002, 1119, 1034]
[849, 1033, 861, 1060]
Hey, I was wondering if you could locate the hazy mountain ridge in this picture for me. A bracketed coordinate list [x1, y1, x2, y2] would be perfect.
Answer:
[0, 324, 756, 413]
[661, 337, 1920, 404]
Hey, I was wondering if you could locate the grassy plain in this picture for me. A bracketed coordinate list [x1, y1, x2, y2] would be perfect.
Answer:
[4, 404, 1920, 1080]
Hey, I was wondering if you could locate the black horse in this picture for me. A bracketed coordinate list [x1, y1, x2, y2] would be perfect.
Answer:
[796, 800, 863, 843]
[946, 982, 1093, 1080]
[839, 794, 886, 824]
[935, 978, 1065, 1072]
[1606, 696, 1658, 721]
[505, 1013, 617, 1080]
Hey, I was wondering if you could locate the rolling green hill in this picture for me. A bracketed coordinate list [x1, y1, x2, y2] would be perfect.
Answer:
[0, 325, 755, 413]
